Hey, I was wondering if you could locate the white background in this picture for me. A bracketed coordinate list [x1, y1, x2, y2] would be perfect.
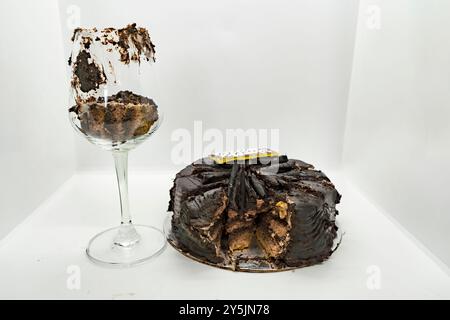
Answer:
[0, 0, 449, 298]
[0, 0, 75, 237]
[344, 0, 450, 268]
[58, 0, 359, 171]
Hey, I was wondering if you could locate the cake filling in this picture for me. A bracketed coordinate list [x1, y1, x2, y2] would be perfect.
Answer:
[225, 200, 293, 259]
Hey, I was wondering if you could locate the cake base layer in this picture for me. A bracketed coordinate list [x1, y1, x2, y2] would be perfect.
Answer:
[166, 218, 342, 272]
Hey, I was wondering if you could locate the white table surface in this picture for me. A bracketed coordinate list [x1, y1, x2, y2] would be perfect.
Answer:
[0, 170, 449, 299]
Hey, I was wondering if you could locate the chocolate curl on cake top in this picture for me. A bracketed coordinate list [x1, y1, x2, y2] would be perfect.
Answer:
[168, 152, 342, 272]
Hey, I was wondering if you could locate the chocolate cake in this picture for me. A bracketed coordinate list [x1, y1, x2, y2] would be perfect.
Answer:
[68, 24, 159, 143]
[69, 91, 158, 142]
[168, 153, 342, 272]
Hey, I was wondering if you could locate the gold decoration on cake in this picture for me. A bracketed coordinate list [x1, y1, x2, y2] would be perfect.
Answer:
[209, 148, 279, 164]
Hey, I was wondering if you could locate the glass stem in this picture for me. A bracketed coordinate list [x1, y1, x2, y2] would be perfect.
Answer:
[113, 150, 140, 247]
[113, 150, 132, 225]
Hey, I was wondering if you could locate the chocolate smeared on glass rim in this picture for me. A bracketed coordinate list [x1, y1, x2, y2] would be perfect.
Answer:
[167, 153, 342, 272]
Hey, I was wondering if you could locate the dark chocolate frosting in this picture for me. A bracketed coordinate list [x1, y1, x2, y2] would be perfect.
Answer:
[168, 156, 341, 271]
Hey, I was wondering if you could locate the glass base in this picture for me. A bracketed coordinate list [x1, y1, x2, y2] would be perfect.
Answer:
[86, 224, 167, 267]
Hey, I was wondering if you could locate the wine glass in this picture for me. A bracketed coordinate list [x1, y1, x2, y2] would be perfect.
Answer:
[67, 24, 166, 267]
